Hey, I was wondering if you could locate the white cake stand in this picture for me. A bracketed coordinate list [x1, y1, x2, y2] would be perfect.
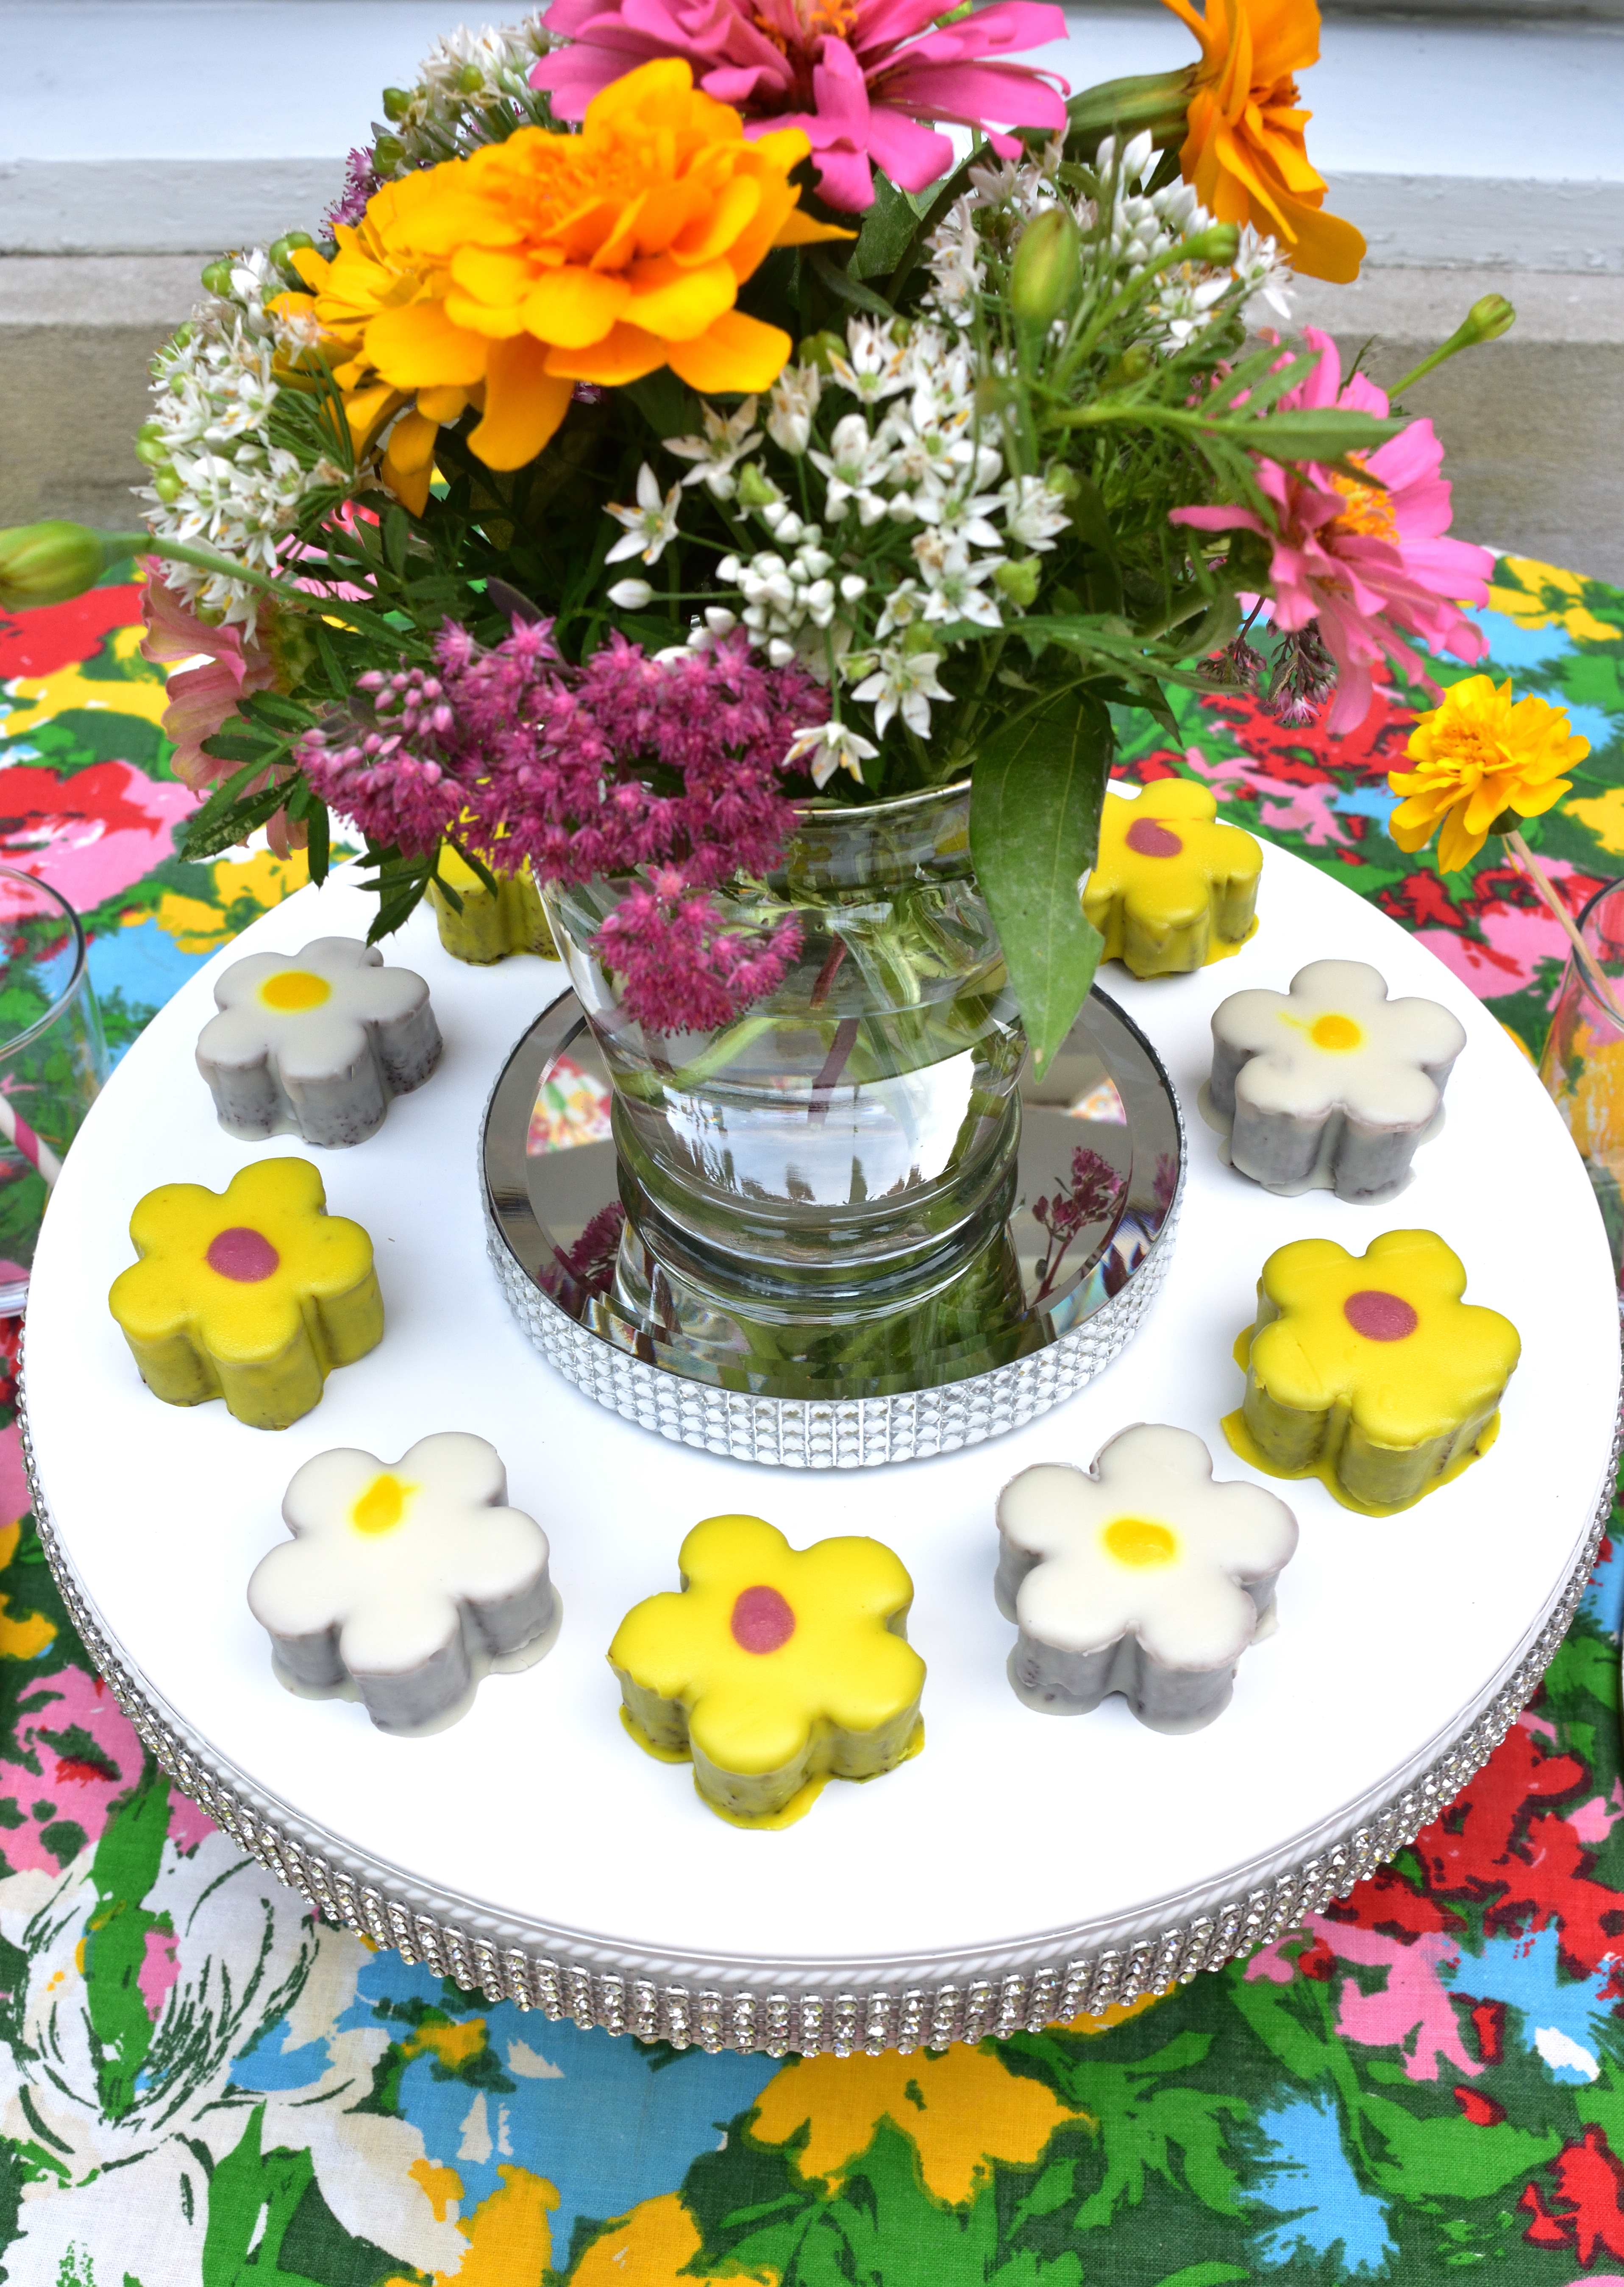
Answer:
[21, 829, 1621, 2058]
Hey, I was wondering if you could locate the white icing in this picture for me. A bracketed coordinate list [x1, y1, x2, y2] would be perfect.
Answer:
[196, 935, 439, 1144]
[998, 1425, 1298, 1672]
[247, 1432, 554, 1731]
[1213, 959, 1465, 1130]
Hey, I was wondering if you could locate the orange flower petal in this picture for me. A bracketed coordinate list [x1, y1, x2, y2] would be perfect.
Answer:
[542, 322, 670, 386]
[522, 264, 632, 348]
[469, 337, 576, 469]
[366, 299, 490, 390]
[623, 256, 736, 344]
[664, 307, 792, 394]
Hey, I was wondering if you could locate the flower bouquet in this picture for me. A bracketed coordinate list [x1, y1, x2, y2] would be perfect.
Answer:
[0, 0, 1515, 1390]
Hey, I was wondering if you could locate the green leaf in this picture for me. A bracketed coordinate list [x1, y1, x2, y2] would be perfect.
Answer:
[1232, 404, 1408, 463]
[970, 689, 1111, 1079]
[1153, 2266, 1249, 2287]
[851, 174, 926, 283]
[810, 249, 898, 322]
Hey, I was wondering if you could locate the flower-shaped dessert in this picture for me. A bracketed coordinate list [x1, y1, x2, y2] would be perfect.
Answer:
[1224, 1229, 1521, 1513]
[428, 848, 556, 965]
[108, 1158, 383, 1430]
[1211, 959, 1466, 1199]
[248, 1433, 556, 1733]
[997, 1426, 1298, 1731]
[1083, 781, 1262, 977]
[609, 1514, 925, 1826]
[196, 936, 441, 1148]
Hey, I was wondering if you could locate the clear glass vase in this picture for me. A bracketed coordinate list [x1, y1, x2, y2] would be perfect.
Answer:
[1540, 876, 1624, 1287]
[542, 781, 1031, 1386]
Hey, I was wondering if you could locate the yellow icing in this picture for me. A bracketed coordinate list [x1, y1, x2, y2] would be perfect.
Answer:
[428, 843, 557, 965]
[1101, 1517, 1178, 1567]
[1221, 1229, 1520, 1513]
[609, 1514, 925, 1826]
[1309, 1012, 1362, 1051]
[108, 1157, 384, 1431]
[259, 969, 332, 1012]
[1083, 781, 1263, 978]
[352, 1473, 412, 1535]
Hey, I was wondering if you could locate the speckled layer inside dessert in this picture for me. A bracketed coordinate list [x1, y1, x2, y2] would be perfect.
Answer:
[996, 1429, 1297, 1733]
[1211, 959, 1465, 1200]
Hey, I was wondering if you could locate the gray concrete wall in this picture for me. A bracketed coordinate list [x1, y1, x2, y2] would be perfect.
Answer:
[2, 3, 1621, 580]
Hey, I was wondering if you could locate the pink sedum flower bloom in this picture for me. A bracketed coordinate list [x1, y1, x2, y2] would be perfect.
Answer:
[1171, 329, 1493, 736]
[138, 569, 308, 856]
[533, 0, 1070, 211]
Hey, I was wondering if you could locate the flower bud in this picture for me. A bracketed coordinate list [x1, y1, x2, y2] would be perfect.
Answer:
[737, 462, 782, 510]
[994, 557, 1041, 607]
[1182, 223, 1240, 266]
[456, 63, 487, 93]
[0, 523, 123, 610]
[606, 577, 654, 609]
[134, 436, 171, 468]
[795, 330, 846, 374]
[269, 231, 314, 271]
[152, 473, 183, 503]
[381, 85, 414, 120]
[1463, 293, 1516, 346]
[1010, 207, 1081, 327]
[200, 258, 235, 298]
[372, 134, 406, 173]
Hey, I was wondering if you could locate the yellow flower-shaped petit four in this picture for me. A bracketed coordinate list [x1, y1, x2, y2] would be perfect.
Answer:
[609, 1514, 925, 1827]
[1084, 780, 1262, 976]
[1224, 1229, 1521, 1513]
[108, 1158, 383, 1430]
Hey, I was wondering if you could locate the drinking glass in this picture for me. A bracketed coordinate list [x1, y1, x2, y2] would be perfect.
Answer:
[0, 869, 110, 1311]
[1539, 875, 1624, 1286]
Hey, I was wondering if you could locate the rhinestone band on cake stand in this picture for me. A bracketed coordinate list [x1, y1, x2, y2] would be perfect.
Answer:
[481, 984, 1185, 1468]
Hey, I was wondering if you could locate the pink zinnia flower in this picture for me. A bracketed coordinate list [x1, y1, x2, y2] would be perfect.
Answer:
[533, 0, 1069, 211]
[1171, 329, 1493, 736]
[138, 571, 307, 855]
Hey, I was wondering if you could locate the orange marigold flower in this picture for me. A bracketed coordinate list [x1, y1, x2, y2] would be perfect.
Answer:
[1159, 0, 1365, 284]
[278, 60, 848, 510]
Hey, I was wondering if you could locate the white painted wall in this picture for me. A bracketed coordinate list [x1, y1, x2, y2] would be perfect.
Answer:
[3, 0, 1621, 178]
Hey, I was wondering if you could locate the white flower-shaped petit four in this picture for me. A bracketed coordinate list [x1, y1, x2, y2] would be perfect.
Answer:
[1210, 959, 1465, 1200]
[248, 1433, 556, 1733]
[996, 1425, 1297, 1731]
[197, 936, 442, 1148]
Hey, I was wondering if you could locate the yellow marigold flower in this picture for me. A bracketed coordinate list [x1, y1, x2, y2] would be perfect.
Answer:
[1160, 0, 1365, 283]
[280, 60, 848, 510]
[1388, 674, 1589, 875]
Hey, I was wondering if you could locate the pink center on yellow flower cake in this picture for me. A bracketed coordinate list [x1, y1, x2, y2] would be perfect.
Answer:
[108, 1157, 384, 1430]
[609, 1513, 925, 1826]
[1084, 780, 1262, 977]
[1223, 1228, 1521, 1513]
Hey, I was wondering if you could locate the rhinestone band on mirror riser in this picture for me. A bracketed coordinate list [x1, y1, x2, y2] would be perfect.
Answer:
[481, 1187, 1182, 1471]
[23, 1370, 1617, 2057]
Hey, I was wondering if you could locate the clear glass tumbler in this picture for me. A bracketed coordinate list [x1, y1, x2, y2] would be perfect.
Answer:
[1539, 875, 1624, 1287]
[0, 869, 110, 1310]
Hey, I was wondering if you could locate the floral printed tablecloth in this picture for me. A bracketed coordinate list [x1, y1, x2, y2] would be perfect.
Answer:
[1, 561, 1622, 2287]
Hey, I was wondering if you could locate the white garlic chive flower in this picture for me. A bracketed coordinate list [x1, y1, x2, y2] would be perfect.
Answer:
[853, 646, 952, 738]
[1234, 223, 1295, 323]
[684, 605, 742, 653]
[809, 412, 895, 526]
[606, 577, 655, 609]
[766, 363, 822, 455]
[999, 474, 1071, 552]
[828, 318, 911, 407]
[604, 464, 682, 565]
[139, 248, 349, 633]
[665, 397, 762, 498]
[380, 16, 554, 171]
[910, 536, 1003, 629]
[784, 719, 878, 790]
